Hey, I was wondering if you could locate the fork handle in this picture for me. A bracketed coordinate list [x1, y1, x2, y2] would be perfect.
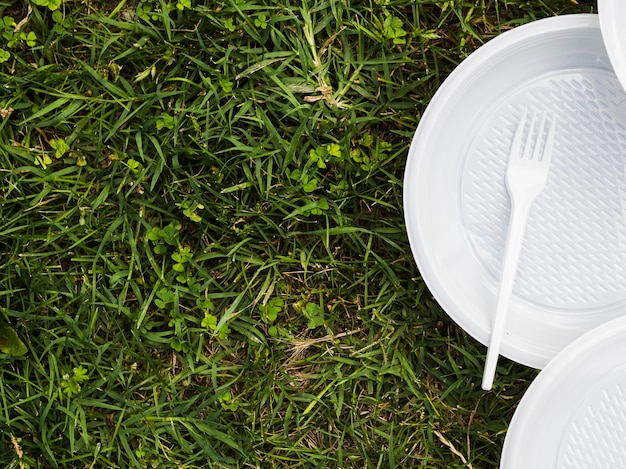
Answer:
[482, 198, 534, 391]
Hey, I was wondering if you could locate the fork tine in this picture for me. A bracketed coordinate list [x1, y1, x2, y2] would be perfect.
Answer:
[523, 111, 538, 160]
[541, 115, 557, 165]
[532, 113, 548, 161]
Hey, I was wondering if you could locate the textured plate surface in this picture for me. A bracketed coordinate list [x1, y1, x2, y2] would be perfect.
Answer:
[599, 0, 626, 93]
[404, 15, 626, 368]
[501, 315, 626, 468]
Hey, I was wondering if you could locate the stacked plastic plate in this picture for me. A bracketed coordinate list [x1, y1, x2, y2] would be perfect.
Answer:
[404, 2, 626, 467]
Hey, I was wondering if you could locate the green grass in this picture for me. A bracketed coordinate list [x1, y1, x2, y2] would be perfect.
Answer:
[0, 0, 595, 467]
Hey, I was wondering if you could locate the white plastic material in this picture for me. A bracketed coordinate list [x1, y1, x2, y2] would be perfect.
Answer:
[404, 15, 626, 369]
[500, 315, 626, 468]
[599, 0, 626, 93]
[481, 111, 556, 391]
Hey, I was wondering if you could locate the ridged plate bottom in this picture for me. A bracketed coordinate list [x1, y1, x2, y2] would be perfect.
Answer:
[462, 69, 626, 311]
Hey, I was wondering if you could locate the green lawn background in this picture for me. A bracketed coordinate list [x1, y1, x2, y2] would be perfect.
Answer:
[0, 1, 595, 467]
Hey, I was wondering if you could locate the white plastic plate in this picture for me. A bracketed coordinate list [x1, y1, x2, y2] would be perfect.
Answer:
[501, 315, 626, 468]
[404, 15, 626, 369]
[599, 0, 626, 93]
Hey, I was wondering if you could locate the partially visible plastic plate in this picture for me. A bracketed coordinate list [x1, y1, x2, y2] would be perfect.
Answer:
[599, 0, 626, 92]
[501, 315, 626, 468]
[404, 14, 626, 369]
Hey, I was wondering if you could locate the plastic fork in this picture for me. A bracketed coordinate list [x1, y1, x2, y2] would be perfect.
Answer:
[481, 110, 557, 391]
